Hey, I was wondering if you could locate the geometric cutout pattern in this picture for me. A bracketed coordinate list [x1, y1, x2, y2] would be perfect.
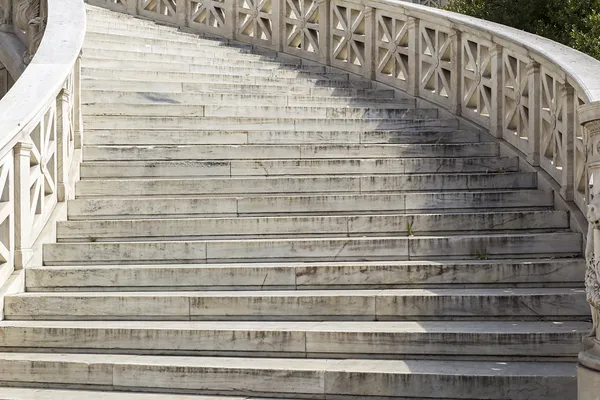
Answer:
[419, 23, 455, 105]
[238, 0, 273, 43]
[331, 2, 366, 68]
[461, 37, 494, 123]
[189, 0, 226, 31]
[376, 11, 409, 88]
[502, 50, 531, 144]
[140, 0, 177, 21]
[540, 69, 567, 179]
[284, 0, 320, 55]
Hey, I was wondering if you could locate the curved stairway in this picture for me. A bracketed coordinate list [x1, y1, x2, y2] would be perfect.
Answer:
[0, 5, 591, 399]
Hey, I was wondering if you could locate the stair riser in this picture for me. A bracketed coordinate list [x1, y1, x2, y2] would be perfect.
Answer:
[0, 356, 577, 399]
[82, 81, 393, 97]
[82, 46, 290, 63]
[82, 143, 495, 162]
[66, 191, 554, 219]
[82, 129, 478, 146]
[25, 260, 585, 291]
[81, 91, 407, 107]
[42, 233, 581, 265]
[83, 105, 434, 119]
[0, 325, 585, 360]
[82, 66, 350, 80]
[4, 291, 587, 320]
[82, 57, 304, 73]
[80, 157, 515, 178]
[56, 211, 569, 241]
[74, 174, 533, 197]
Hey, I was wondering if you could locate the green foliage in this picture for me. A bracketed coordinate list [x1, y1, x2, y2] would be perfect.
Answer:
[444, 0, 600, 60]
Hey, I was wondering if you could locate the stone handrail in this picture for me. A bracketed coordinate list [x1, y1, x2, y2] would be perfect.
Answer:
[0, 0, 85, 282]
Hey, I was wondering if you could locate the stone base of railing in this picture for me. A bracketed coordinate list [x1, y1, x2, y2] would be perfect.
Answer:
[579, 346, 600, 400]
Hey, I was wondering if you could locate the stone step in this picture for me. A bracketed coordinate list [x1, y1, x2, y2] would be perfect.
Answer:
[82, 128, 479, 146]
[83, 76, 373, 91]
[81, 90, 407, 108]
[56, 211, 569, 242]
[79, 157, 517, 178]
[41, 232, 581, 265]
[82, 68, 361, 86]
[82, 79, 394, 97]
[81, 57, 306, 73]
[66, 190, 554, 220]
[82, 143, 494, 161]
[74, 173, 534, 198]
[82, 46, 289, 64]
[0, 387, 244, 399]
[0, 352, 577, 399]
[84, 27, 252, 49]
[81, 43, 306, 68]
[0, 320, 589, 360]
[84, 30, 280, 55]
[4, 287, 587, 320]
[24, 259, 585, 291]
[83, 104, 435, 120]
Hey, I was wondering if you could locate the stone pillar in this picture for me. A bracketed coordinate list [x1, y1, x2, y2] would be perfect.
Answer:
[578, 101, 600, 400]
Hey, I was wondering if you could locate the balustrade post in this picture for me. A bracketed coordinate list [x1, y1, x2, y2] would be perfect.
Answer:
[578, 101, 600, 400]
[406, 17, 420, 98]
[176, 0, 187, 27]
[363, 5, 375, 80]
[74, 54, 83, 150]
[271, 0, 282, 51]
[489, 44, 503, 138]
[126, 0, 138, 16]
[527, 62, 541, 166]
[450, 29, 461, 115]
[56, 79, 71, 202]
[225, 0, 237, 40]
[317, 0, 329, 65]
[561, 84, 575, 201]
[13, 142, 33, 269]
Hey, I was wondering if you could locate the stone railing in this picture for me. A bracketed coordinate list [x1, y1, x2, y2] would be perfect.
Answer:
[0, 0, 85, 291]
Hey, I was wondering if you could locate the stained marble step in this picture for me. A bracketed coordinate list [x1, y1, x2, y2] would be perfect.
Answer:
[3, 287, 587, 320]
[74, 173, 534, 198]
[82, 65, 354, 81]
[81, 79, 394, 97]
[0, 353, 577, 399]
[83, 104, 435, 119]
[82, 143, 496, 161]
[41, 232, 581, 265]
[83, 128, 478, 146]
[79, 157, 515, 178]
[0, 387, 249, 399]
[24, 259, 584, 291]
[66, 190, 554, 219]
[0, 320, 589, 360]
[56, 211, 569, 242]
[81, 91, 407, 108]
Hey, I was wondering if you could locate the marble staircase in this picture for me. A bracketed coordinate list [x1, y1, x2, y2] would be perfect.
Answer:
[0, 5, 590, 399]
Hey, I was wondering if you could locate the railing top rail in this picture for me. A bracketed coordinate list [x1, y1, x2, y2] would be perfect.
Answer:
[0, 0, 86, 159]
[383, 0, 600, 103]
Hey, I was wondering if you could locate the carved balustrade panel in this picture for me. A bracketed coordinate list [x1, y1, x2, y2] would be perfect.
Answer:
[27, 102, 58, 237]
[188, 0, 228, 35]
[0, 153, 14, 273]
[330, 0, 368, 75]
[460, 34, 497, 128]
[139, 0, 177, 22]
[574, 95, 589, 212]
[283, 0, 325, 61]
[539, 67, 574, 197]
[501, 49, 534, 158]
[418, 22, 457, 111]
[237, 0, 273, 45]
[374, 10, 410, 91]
